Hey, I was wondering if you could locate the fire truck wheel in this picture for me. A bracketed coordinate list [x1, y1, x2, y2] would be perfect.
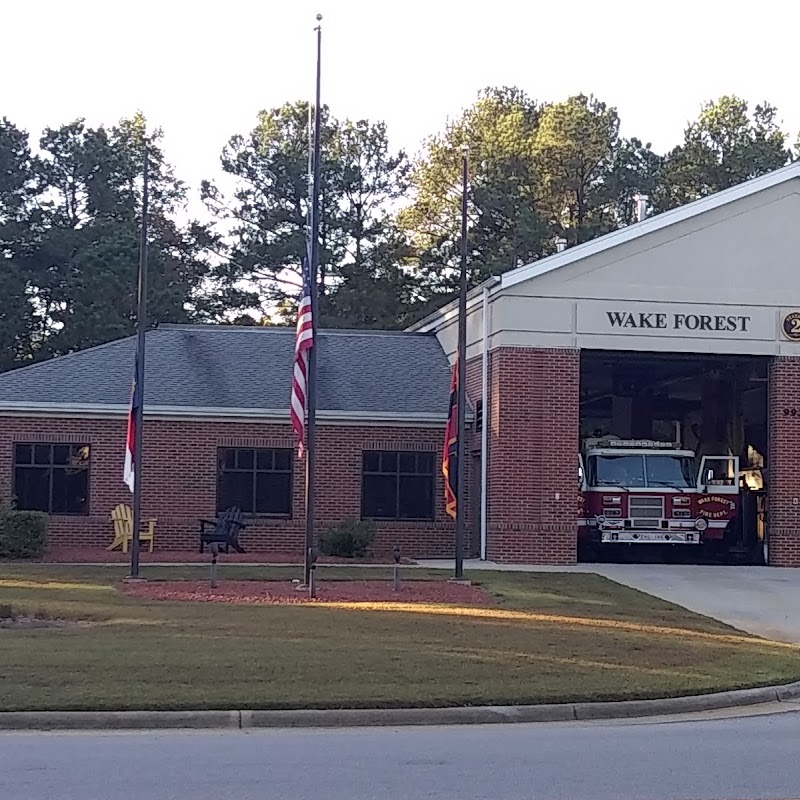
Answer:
[662, 546, 686, 564]
[577, 540, 600, 563]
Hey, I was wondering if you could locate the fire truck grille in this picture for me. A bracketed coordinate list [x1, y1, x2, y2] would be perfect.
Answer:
[629, 496, 664, 528]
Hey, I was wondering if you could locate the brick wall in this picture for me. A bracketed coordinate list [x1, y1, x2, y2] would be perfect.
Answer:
[465, 356, 483, 406]
[0, 415, 465, 558]
[486, 347, 580, 564]
[768, 357, 800, 566]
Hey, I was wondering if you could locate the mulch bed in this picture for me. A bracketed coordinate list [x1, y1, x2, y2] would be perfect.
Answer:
[119, 579, 493, 606]
[40, 547, 417, 565]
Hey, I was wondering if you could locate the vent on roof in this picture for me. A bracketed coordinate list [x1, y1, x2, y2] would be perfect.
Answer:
[634, 194, 649, 223]
[555, 237, 568, 253]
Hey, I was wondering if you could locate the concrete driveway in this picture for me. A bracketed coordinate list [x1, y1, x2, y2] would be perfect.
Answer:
[416, 560, 800, 643]
[590, 564, 800, 643]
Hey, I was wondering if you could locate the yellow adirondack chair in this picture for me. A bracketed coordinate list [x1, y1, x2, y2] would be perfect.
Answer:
[108, 504, 156, 553]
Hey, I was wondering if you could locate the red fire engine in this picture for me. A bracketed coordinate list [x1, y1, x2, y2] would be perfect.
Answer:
[578, 438, 740, 553]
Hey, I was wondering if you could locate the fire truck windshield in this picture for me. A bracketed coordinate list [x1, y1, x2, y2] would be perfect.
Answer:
[644, 454, 694, 488]
[588, 454, 694, 489]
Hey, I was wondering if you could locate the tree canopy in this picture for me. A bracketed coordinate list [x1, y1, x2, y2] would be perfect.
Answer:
[0, 91, 796, 371]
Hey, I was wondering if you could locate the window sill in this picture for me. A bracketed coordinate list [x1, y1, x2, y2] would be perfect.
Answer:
[31, 512, 91, 517]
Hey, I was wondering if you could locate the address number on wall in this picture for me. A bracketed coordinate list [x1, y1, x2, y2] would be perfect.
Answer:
[782, 312, 800, 342]
[783, 408, 799, 416]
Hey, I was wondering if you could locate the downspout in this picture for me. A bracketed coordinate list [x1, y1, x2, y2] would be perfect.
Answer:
[480, 277, 501, 560]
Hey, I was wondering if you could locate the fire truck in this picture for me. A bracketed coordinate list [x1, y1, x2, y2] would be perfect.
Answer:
[578, 438, 740, 553]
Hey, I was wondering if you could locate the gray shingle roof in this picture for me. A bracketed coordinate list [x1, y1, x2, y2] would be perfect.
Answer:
[0, 325, 453, 418]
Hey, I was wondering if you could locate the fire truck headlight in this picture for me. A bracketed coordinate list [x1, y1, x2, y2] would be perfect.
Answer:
[596, 515, 606, 525]
[694, 518, 708, 531]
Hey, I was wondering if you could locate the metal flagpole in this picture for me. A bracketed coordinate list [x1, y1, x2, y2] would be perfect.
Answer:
[454, 146, 468, 580]
[303, 15, 322, 587]
[129, 141, 149, 580]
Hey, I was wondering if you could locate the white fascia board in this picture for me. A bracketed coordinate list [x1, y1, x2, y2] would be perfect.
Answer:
[0, 402, 459, 426]
[410, 276, 502, 333]
[502, 163, 800, 292]
[409, 163, 800, 332]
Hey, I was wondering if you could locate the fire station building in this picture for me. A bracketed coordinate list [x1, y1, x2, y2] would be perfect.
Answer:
[1, 162, 800, 565]
[412, 162, 800, 567]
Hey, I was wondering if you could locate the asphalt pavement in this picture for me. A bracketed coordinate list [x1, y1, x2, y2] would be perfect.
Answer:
[4, 709, 800, 800]
[417, 560, 800, 643]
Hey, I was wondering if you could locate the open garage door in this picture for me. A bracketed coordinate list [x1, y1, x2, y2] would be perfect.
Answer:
[579, 350, 768, 564]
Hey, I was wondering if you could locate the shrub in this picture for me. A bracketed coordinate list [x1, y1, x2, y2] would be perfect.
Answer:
[0, 508, 48, 559]
[318, 518, 376, 559]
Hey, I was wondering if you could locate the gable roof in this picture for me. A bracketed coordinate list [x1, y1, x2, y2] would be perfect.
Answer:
[0, 325, 454, 422]
[410, 161, 800, 332]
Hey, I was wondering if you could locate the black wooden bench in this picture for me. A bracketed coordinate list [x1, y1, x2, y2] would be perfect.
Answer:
[199, 506, 247, 554]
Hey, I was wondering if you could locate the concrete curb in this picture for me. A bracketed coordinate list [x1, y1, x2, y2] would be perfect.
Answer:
[0, 710, 241, 731]
[2, 681, 800, 731]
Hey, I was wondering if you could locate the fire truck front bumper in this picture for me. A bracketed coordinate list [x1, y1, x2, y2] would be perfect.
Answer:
[595, 519, 703, 544]
[599, 529, 701, 544]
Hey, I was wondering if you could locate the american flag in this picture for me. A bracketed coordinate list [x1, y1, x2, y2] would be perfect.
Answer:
[291, 254, 314, 456]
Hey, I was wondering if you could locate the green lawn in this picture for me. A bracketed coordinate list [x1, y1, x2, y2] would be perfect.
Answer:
[0, 564, 798, 712]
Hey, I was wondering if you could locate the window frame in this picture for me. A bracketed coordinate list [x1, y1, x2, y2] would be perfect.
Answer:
[361, 449, 435, 522]
[216, 447, 294, 518]
[12, 442, 92, 516]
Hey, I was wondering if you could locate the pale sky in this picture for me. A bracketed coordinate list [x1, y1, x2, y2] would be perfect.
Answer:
[4, 0, 799, 214]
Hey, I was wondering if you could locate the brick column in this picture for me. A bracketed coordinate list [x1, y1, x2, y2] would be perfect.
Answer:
[768, 357, 800, 566]
[486, 347, 579, 564]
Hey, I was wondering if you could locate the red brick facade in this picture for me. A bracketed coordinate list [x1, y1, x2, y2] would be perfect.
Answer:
[484, 348, 580, 564]
[0, 416, 463, 558]
[5, 348, 800, 566]
[768, 357, 800, 566]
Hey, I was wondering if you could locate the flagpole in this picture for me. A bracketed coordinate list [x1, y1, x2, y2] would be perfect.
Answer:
[303, 15, 322, 587]
[129, 142, 149, 580]
[454, 146, 469, 580]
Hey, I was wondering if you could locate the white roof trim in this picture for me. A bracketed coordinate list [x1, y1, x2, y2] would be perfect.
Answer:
[501, 162, 800, 292]
[410, 162, 800, 333]
[0, 402, 459, 425]
[407, 277, 502, 333]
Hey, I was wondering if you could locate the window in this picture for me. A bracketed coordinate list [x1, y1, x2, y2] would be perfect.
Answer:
[644, 455, 693, 488]
[588, 455, 645, 488]
[362, 450, 434, 520]
[587, 453, 694, 489]
[698, 456, 739, 489]
[217, 448, 292, 516]
[13, 443, 90, 514]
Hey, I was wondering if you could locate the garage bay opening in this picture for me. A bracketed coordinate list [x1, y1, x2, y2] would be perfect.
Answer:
[578, 351, 768, 564]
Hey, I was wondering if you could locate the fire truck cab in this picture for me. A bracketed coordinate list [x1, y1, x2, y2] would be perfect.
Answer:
[578, 438, 740, 553]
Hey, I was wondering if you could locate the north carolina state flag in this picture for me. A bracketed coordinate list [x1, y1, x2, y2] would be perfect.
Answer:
[123, 358, 140, 493]
[442, 358, 458, 519]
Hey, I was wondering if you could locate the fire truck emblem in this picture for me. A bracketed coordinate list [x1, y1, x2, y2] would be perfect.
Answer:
[697, 495, 735, 519]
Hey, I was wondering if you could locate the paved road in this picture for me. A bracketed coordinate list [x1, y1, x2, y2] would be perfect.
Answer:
[4, 710, 800, 800]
